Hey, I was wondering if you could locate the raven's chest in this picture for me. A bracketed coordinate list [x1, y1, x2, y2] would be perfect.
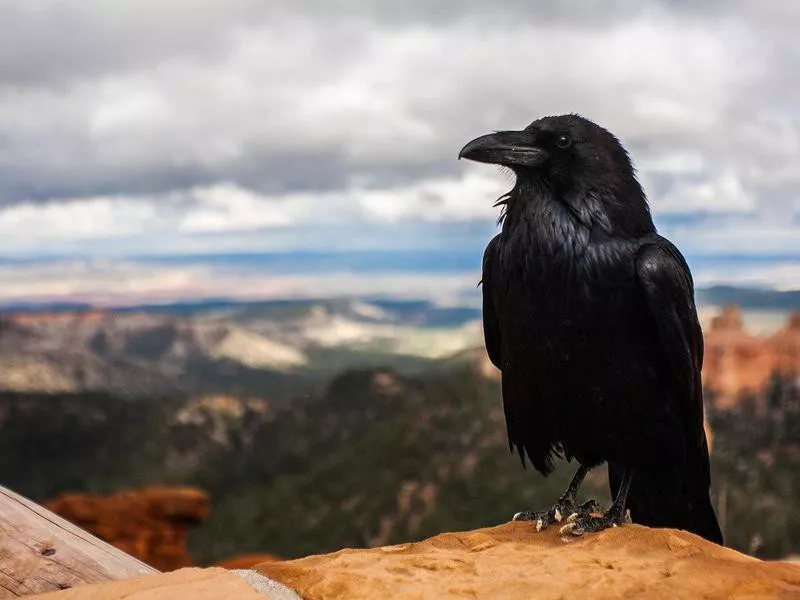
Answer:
[494, 216, 634, 290]
[490, 218, 638, 350]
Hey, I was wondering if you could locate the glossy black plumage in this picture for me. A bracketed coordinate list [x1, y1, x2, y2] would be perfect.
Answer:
[465, 114, 722, 543]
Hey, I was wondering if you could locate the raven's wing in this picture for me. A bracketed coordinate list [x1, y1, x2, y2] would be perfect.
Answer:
[634, 234, 708, 485]
[480, 234, 502, 370]
[483, 234, 548, 470]
[625, 234, 722, 543]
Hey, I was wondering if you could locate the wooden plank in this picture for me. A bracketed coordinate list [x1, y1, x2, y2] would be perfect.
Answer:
[0, 486, 158, 598]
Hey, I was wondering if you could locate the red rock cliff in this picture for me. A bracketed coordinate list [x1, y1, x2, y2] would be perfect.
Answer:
[703, 306, 800, 409]
[44, 486, 209, 571]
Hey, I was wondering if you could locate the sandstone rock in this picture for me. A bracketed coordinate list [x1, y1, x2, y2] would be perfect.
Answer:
[703, 306, 800, 409]
[44, 486, 209, 571]
[216, 553, 284, 569]
[710, 305, 745, 331]
[770, 311, 800, 381]
[256, 523, 800, 600]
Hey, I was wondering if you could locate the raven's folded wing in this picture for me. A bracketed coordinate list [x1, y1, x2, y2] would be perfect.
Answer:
[635, 234, 709, 485]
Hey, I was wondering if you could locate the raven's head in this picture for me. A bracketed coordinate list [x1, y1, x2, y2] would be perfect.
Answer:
[459, 114, 653, 235]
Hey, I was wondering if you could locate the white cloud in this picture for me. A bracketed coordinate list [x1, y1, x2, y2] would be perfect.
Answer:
[0, 197, 162, 242]
[650, 169, 756, 215]
[0, 3, 791, 209]
[180, 184, 294, 233]
[664, 214, 800, 255]
[354, 170, 507, 222]
[0, 0, 797, 299]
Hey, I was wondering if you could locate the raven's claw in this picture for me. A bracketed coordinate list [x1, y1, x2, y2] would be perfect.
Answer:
[513, 498, 600, 532]
[559, 506, 630, 536]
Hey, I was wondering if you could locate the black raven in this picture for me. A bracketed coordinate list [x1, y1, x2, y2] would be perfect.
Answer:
[459, 114, 723, 543]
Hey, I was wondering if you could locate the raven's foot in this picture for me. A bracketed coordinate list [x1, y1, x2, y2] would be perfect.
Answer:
[512, 498, 600, 532]
[559, 507, 632, 536]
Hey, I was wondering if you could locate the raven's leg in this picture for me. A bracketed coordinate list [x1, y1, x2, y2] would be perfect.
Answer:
[559, 468, 634, 536]
[512, 464, 600, 531]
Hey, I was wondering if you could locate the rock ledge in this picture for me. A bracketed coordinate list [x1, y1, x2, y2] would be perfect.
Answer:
[256, 523, 800, 600]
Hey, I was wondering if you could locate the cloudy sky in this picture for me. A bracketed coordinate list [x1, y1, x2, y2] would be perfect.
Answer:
[0, 0, 799, 306]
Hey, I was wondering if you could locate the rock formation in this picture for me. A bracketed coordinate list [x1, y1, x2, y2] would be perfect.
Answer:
[44, 486, 209, 571]
[31, 524, 800, 600]
[702, 306, 800, 409]
[256, 522, 800, 600]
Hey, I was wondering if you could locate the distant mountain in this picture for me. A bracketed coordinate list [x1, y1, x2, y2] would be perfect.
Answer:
[2, 285, 797, 316]
[697, 286, 800, 311]
[0, 311, 310, 398]
[0, 297, 483, 323]
[0, 291, 796, 397]
[0, 299, 482, 396]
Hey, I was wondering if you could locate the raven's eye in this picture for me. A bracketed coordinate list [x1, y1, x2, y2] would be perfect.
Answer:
[555, 134, 572, 149]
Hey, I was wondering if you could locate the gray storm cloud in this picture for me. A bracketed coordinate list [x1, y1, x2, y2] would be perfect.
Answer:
[0, 0, 797, 224]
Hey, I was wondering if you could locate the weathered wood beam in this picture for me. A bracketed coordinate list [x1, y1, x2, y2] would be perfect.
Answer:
[0, 486, 158, 598]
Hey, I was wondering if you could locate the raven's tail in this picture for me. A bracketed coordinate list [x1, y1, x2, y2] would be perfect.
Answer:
[609, 463, 723, 545]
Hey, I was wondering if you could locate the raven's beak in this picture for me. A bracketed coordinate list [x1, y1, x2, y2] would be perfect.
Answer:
[458, 130, 549, 168]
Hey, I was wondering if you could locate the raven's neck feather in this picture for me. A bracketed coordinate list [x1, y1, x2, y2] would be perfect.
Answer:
[499, 177, 655, 248]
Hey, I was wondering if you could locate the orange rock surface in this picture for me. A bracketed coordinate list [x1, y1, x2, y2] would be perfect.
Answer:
[702, 306, 800, 409]
[216, 553, 283, 569]
[256, 523, 800, 600]
[44, 486, 209, 571]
